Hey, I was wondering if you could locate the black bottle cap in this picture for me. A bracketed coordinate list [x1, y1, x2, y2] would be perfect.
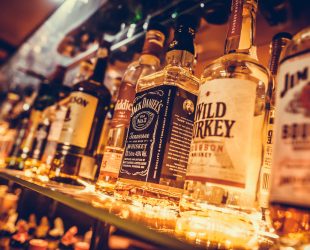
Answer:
[147, 21, 169, 39]
[175, 14, 200, 33]
[167, 14, 198, 54]
[272, 32, 292, 41]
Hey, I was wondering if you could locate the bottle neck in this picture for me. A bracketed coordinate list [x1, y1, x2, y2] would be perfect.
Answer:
[166, 29, 195, 69]
[224, 0, 257, 58]
[49, 66, 66, 87]
[90, 47, 109, 85]
[269, 37, 291, 76]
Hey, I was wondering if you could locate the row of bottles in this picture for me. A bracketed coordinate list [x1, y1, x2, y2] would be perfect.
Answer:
[0, 0, 308, 248]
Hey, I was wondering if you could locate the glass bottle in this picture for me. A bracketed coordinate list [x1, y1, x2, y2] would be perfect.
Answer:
[257, 32, 292, 210]
[96, 24, 166, 194]
[94, 77, 122, 175]
[114, 15, 200, 208]
[26, 86, 72, 175]
[0, 87, 36, 166]
[7, 66, 66, 170]
[49, 42, 111, 185]
[269, 27, 310, 249]
[181, 0, 269, 213]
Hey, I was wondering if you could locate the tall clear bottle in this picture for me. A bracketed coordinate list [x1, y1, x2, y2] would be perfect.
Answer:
[258, 32, 292, 210]
[181, 0, 269, 213]
[49, 42, 111, 185]
[269, 27, 310, 249]
[96, 25, 166, 194]
[115, 15, 200, 208]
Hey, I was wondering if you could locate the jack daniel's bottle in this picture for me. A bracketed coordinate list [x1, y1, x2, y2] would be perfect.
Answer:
[7, 66, 66, 170]
[49, 42, 111, 185]
[96, 24, 166, 194]
[115, 16, 199, 207]
[270, 27, 310, 249]
[258, 32, 292, 210]
[181, 0, 269, 212]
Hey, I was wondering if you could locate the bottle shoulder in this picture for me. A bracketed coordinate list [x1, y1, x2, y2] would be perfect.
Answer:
[282, 27, 310, 62]
[201, 53, 270, 85]
[73, 80, 111, 100]
[137, 65, 200, 95]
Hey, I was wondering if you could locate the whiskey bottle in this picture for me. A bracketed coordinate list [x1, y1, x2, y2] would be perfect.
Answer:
[39, 87, 71, 172]
[96, 24, 166, 194]
[269, 27, 310, 249]
[49, 42, 111, 185]
[94, 77, 122, 175]
[26, 86, 72, 174]
[1, 88, 36, 167]
[7, 66, 66, 170]
[115, 15, 199, 207]
[258, 32, 292, 210]
[181, 0, 269, 212]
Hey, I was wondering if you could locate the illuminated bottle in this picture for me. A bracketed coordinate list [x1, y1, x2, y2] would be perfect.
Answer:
[96, 24, 166, 194]
[49, 42, 111, 185]
[115, 15, 199, 207]
[181, 0, 269, 211]
[270, 27, 310, 249]
[258, 32, 292, 210]
[7, 66, 66, 170]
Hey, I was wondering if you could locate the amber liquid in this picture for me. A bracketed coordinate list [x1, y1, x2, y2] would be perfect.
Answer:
[49, 79, 111, 184]
[270, 203, 310, 248]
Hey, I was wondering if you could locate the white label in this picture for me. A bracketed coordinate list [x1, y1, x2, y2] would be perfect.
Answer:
[47, 108, 67, 142]
[187, 78, 257, 188]
[99, 146, 124, 176]
[270, 52, 310, 207]
[59, 92, 98, 148]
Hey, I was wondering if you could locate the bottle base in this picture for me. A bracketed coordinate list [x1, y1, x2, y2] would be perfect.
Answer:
[114, 178, 182, 209]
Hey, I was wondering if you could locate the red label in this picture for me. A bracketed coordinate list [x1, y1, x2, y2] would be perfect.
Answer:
[227, 0, 243, 39]
[111, 81, 136, 127]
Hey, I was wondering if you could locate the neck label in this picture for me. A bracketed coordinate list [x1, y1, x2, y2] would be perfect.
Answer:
[227, 0, 243, 42]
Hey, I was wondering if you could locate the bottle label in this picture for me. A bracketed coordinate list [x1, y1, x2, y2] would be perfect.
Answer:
[31, 123, 50, 160]
[259, 110, 274, 208]
[227, 0, 243, 40]
[47, 108, 67, 142]
[58, 92, 98, 148]
[99, 146, 124, 176]
[186, 79, 256, 188]
[112, 81, 136, 126]
[270, 52, 310, 207]
[119, 85, 197, 187]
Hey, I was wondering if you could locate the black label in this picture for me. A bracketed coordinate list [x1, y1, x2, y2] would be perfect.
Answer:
[119, 85, 197, 188]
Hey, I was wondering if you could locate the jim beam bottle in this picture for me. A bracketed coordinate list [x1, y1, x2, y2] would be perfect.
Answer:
[49, 42, 111, 185]
[96, 24, 166, 194]
[181, 0, 269, 212]
[7, 66, 66, 170]
[270, 27, 310, 249]
[115, 16, 199, 207]
[258, 32, 292, 210]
